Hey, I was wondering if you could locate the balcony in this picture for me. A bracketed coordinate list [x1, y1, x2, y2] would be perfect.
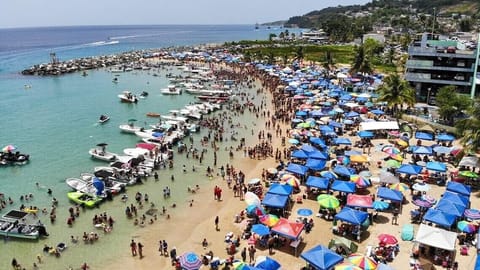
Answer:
[406, 60, 474, 73]
[405, 72, 472, 86]
[408, 47, 476, 59]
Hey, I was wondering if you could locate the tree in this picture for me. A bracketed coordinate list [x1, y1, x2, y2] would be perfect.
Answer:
[295, 46, 304, 62]
[268, 33, 277, 42]
[279, 32, 285, 40]
[351, 45, 373, 75]
[459, 18, 473, 32]
[456, 98, 480, 154]
[436, 86, 472, 126]
[376, 74, 416, 121]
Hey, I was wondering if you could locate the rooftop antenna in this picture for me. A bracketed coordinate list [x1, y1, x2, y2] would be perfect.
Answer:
[431, 7, 436, 36]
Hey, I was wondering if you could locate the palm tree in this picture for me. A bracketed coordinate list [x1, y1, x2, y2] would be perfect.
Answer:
[350, 45, 373, 75]
[456, 98, 480, 154]
[376, 74, 416, 121]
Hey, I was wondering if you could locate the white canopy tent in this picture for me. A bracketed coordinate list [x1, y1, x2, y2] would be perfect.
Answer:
[458, 156, 479, 168]
[360, 121, 399, 131]
[415, 224, 457, 251]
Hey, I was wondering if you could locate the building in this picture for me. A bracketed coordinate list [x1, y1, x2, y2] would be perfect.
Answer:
[301, 30, 329, 43]
[405, 33, 479, 103]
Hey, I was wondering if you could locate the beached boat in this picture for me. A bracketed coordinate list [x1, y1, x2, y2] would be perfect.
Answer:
[66, 177, 98, 195]
[67, 192, 103, 208]
[118, 91, 138, 103]
[80, 173, 126, 194]
[161, 85, 182, 95]
[88, 143, 117, 162]
[0, 151, 30, 166]
[197, 93, 230, 102]
[98, 114, 110, 124]
[0, 210, 49, 240]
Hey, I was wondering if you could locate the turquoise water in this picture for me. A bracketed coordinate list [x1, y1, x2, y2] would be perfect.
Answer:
[0, 25, 279, 269]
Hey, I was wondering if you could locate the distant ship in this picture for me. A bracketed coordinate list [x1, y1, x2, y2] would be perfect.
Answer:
[255, 23, 259, 30]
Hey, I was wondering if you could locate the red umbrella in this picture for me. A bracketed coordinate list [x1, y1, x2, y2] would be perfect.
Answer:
[136, 143, 157, 151]
[377, 234, 398, 246]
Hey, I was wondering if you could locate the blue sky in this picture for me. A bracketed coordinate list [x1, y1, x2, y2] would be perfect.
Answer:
[1, 0, 370, 28]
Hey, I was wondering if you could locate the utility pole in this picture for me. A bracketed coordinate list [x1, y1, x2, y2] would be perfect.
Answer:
[431, 8, 436, 35]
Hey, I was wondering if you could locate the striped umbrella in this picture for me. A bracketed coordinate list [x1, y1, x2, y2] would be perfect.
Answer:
[464, 209, 480, 220]
[260, 214, 280, 227]
[335, 262, 362, 270]
[457, 220, 478, 233]
[412, 199, 433, 208]
[389, 183, 409, 192]
[348, 253, 378, 270]
[385, 159, 401, 169]
[350, 175, 371, 188]
[246, 204, 266, 216]
[317, 194, 340, 209]
[421, 194, 437, 204]
[382, 146, 401, 155]
[285, 177, 301, 189]
[2, 144, 16, 153]
[388, 153, 403, 162]
[179, 252, 203, 270]
[281, 173, 299, 182]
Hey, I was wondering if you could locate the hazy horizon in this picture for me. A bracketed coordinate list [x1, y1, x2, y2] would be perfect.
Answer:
[1, 0, 371, 29]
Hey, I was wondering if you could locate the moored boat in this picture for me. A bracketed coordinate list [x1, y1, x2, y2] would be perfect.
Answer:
[118, 91, 138, 103]
[88, 143, 117, 162]
[119, 119, 142, 134]
[146, 112, 161, 118]
[98, 114, 110, 124]
[67, 192, 103, 208]
[161, 85, 182, 95]
[0, 210, 48, 240]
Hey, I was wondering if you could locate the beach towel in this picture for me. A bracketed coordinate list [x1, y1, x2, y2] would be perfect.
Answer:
[401, 224, 414, 241]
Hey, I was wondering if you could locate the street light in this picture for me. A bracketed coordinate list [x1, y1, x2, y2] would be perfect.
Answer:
[427, 88, 432, 104]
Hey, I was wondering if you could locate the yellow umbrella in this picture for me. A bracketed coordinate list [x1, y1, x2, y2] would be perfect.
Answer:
[350, 155, 368, 163]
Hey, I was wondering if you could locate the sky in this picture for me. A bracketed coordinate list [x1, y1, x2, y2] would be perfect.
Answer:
[0, 0, 371, 28]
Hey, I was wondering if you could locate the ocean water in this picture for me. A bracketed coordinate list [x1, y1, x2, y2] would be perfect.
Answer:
[0, 25, 285, 269]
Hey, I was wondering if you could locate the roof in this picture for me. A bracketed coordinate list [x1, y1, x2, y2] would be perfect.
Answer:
[415, 224, 457, 251]
[360, 121, 399, 131]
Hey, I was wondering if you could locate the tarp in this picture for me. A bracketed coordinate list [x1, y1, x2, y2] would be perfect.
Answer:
[268, 183, 293, 196]
[300, 245, 344, 270]
[271, 218, 305, 240]
[360, 121, 399, 131]
[262, 193, 289, 209]
[442, 191, 469, 207]
[415, 224, 457, 251]
[377, 187, 403, 202]
[423, 208, 456, 228]
[286, 163, 309, 176]
[435, 199, 466, 217]
[330, 180, 356, 193]
[334, 207, 369, 225]
[305, 158, 327, 171]
[346, 194, 373, 209]
[306, 176, 330, 190]
[397, 164, 423, 175]
[446, 181, 471, 197]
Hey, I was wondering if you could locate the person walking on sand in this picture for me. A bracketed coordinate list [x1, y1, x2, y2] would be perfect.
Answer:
[215, 216, 219, 231]
[248, 245, 256, 263]
[241, 247, 247, 262]
[130, 239, 137, 256]
[138, 242, 144, 259]
[158, 240, 164, 255]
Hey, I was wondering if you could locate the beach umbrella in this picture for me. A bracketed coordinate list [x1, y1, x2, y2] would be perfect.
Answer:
[359, 170, 372, 178]
[457, 220, 478, 233]
[459, 171, 479, 178]
[251, 224, 270, 236]
[412, 199, 433, 208]
[350, 155, 368, 163]
[357, 131, 374, 138]
[333, 165, 354, 177]
[317, 194, 340, 209]
[395, 138, 409, 147]
[397, 164, 422, 175]
[412, 146, 433, 155]
[389, 183, 409, 192]
[425, 161, 446, 172]
[437, 133, 455, 142]
[412, 183, 431, 192]
[388, 154, 403, 162]
[348, 253, 378, 270]
[350, 175, 371, 188]
[248, 178, 261, 185]
[2, 144, 17, 152]
[377, 234, 398, 246]
[379, 171, 399, 184]
[433, 146, 451, 154]
[233, 261, 261, 270]
[370, 109, 384, 115]
[297, 208, 314, 216]
[245, 192, 261, 206]
[260, 214, 280, 227]
[320, 171, 338, 180]
[372, 200, 389, 211]
[267, 168, 278, 175]
[335, 262, 362, 270]
[281, 173, 299, 183]
[384, 159, 401, 169]
[382, 146, 401, 155]
[465, 209, 480, 220]
[288, 138, 300, 145]
[285, 177, 300, 189]
[179, 252, 202, 270]
[246, 204, 266, 216]
[421, 194, 437, 205]
[254, 256, 281, 270]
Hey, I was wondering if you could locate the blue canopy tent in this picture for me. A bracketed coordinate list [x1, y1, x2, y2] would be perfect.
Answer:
[296, 111, 308, 117]
[300, 245, 344, 270]
[321, 171, 338, 181]
[357, 131, 374, 138]
[437, 133, 455, 142]
[301, 144, 318, 153]
[268, 183, 293, 196]
[442, 191, 469, 208]
[415, 131, 434, 141]
[305, 158, 327, 171]
[397, 164, 423, 175]
[334, 207, 369, 225]
[261, 193, 289, 209]
[292, 150, 309, 159]
[344, 150, 362, 156]
[310, 110, 326, 118]
[286, 163, 309, 176]
[345, 111, 360, 118]
[446, 181, 471, 197]
[435, 199, 466, 217]
[319, 125, 336, 136]
[251, 224, 270, 236]
[330, 180, 356, 193]
[426, 161, 447, 172]
[412, 146, 433, 155]
[306, 176, 330, 190]
[328, 120, 343, 128]
[333, 165, 354, 177]
[423, 208, 456, 228]
[308, 151, 329, 160]
[377, 187, 403, 202]
[309, 137, 327, 148]
[370, 109, 384, 115]
[333, 137, 352, 145]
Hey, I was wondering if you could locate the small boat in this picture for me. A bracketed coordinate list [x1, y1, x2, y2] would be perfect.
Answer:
[119, 119, 142, 134]
[146, 112, 160, 118]
[65, 177, 98, 195]
[98, 115, 110, 124]
[161, 85, 182, 95]
[118, 91, 138, 103]
[0, 151, 30, 166]
[67, 192, 103, 208]
[139, 91, 149, 98]
[88, 143, 117, 162]
[0, 210, 49, 240]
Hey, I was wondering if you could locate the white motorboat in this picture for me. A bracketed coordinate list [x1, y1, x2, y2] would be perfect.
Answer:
[80, 172, 125, 194]
[118, 91, 138, 103]
[88, 143, 117, 162]
[119, 119, 142, 134]
[161, 85, 182, 95]
[161, 114, 188, 123]
[65, 177, 98, 195]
